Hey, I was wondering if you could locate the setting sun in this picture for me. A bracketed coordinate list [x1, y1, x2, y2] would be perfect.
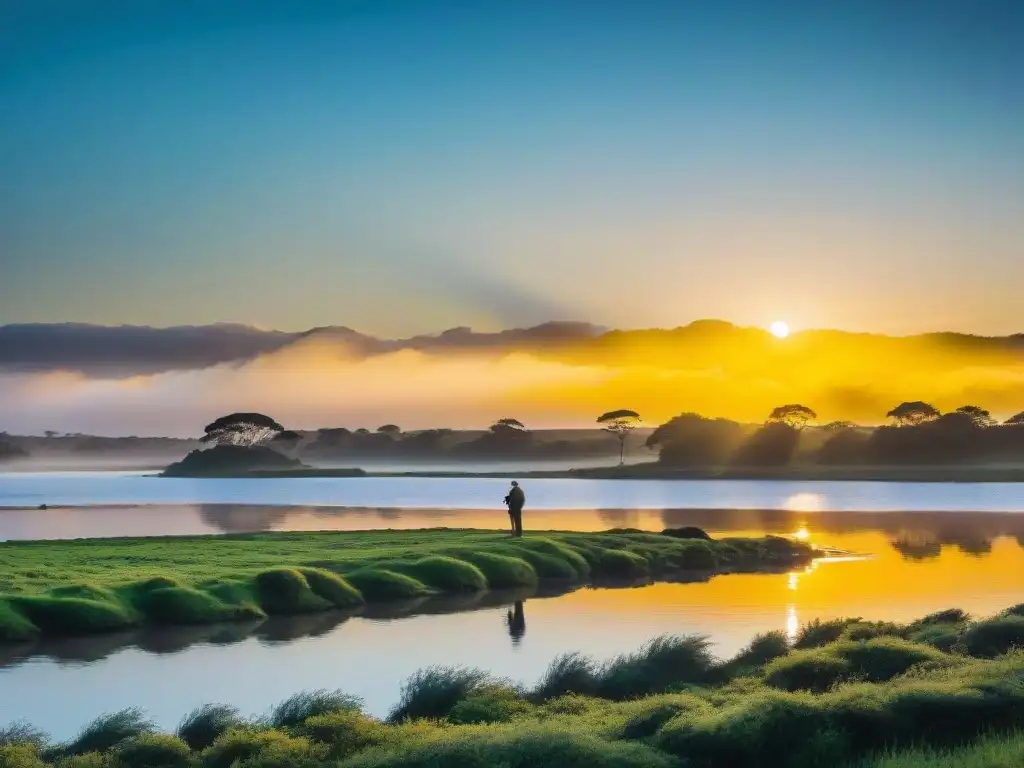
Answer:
[770, 320, 790, 339]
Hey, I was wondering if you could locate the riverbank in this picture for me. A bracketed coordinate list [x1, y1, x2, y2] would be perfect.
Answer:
[164, 463, 1024, 482]
[3, 603, 1024, 767]
[0, 529, 814, 642]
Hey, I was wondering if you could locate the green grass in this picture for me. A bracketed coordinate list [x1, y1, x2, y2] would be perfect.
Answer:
[6, 605, 1024, 768]
[0, 529, 813, 640]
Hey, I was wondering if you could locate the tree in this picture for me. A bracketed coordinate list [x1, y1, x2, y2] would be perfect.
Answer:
[822, 420, 857, 432]
[44, 430, 59, 439]
[597, 409, 641, 465]
[886, 401, 940, 427]
[490, 418, 527, 434]
[1005, 412, 1024, 426]
[646, 413, 745, 467]
[767, 404, 817, 429]
[377, 424, 402, 437]
[954, 405, 995, 427]
[200, 413, 286, 447]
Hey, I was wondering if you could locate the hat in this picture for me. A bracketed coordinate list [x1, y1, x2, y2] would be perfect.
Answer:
[510, 481, 519, 486]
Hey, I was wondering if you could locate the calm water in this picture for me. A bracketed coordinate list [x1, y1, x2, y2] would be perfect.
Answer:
[2, 473, 1024, 739]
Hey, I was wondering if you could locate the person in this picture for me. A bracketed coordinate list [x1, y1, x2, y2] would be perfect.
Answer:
[506, 600, 526, 644]
[503, 480, 525, 537]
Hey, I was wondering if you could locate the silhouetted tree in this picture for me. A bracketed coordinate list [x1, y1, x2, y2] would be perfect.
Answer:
[376, 424, 402, 437]
[955, 405, 995, 427]
[767, 404, 816, 429]
[822, 421, 857, 432]
[201, 413, 285, 447]
[886, 401, 940, 427]
[816, 427, 869, 465]
[271, 430, 303, 452]
[647, 413, 746, 467]
[732, 422, 800, 467]
[44, 430, 59, 439]
[1005, 412, 1024, 426]
[490, 418, 527, 434]
[597, 409, 641, 465]
[354, 428, 371, 436]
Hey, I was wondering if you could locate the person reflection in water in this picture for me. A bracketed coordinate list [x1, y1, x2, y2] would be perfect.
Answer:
[506, 600, 526, 645]
[504, 480, 525, 537]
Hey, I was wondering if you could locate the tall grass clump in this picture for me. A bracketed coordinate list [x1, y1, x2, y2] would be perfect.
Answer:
[597, 634, 714, 700]
[911, 608, 970, 626]
[447, 685, 533, 724]
[500, 548, 580, 581]
[446, 551, 538, 589]
[176, 704, 245, 751]
[728, 630, 791, 670]
[387, 666, 491, 722]
[254, 568, 333, 614]
[962, 615, 1024, 658]
[113, 733, 191, 768]
[0, 600, 38, 642]
[9, 596, 136, 636]
[531, 652, 600, 700]
[294, 710, 387, 760]
[296, 568, 364, 608]
[339, 728, 678, 768]
[0, 722, 48, 749]
[595, 549, 650, 580]
[382, 556, 488, 593]
[343, 569, 431, 601]
[135, 586, 248, 625]
[512, 539, 592, 579]
[268, 689, 362, 728]
[794, 618, 859, 649]
[63, 708, 155, 756]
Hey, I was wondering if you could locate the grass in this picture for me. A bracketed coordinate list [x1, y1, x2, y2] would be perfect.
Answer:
[5, 605, 1024, 767]
[0, 528, 813, 640]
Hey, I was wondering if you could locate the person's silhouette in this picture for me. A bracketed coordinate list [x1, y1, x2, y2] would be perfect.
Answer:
[506, 600, 526, 644]
[503, 480, 525, 537]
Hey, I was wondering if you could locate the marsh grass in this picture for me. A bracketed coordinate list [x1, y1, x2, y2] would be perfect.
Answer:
[0, 530, 813, 639]
[62, 708, 155, 756]
[597, 634, 714, 699]
[176, 705, 245, 751]
[112, 733, 191, 768]
[267, 690, 363, 728]
[532, 652, 601, 700]
[387, 666, 493, 722]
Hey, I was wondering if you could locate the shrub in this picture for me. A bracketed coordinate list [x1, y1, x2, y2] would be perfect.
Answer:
[201, 729, 319, 768]
[1006, 603, 1024, 618]
[0, 744, 47, 768]
[447, 685, 533, 724]
[532, 652, 600, 700]
[268, 690, 362, 728]
[295, 569, 364, 608]
[912, 608, 970, 626]
[177, 704, 245, 751]
[794, 618, 857, 649]
[113, 733, 191, 768]
[661, 526, 711, 540]
[387, 666, 490, 722]
[836, 638, 951, 682]
[254, 569, 332, 615]
[447, 551, 538, 589]
[729, 630, 790, 669]
[598, 635, 714, 699]
[909, 624, 963, 652]
[841, 621, 908, 642]
[343, 570, 430, 601]
[64, 709, 155, 756]
[0, 722, 48, 748]
[764, 649, 852, 692]
[620, 701, 696, 740]
[53, 754, 108, 768]
[595, 549, 649, 580]
[339, 728, 677, 768]
[294, 710, 386, 759]
[963, 615, 1024, 658]
[10, 597, 136, 635]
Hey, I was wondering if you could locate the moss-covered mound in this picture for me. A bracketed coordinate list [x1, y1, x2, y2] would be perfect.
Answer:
[161, 444, 308, 477]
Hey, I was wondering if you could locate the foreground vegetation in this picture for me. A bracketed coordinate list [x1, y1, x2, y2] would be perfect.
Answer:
[4, 605, 1024, 767]
[0, 528, 811, 641]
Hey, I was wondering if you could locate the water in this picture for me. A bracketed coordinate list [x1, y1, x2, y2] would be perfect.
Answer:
[2, 473, 1024, 739]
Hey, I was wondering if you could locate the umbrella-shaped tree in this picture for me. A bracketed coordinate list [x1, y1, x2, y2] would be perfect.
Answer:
[597, 409, 641, 465]
[200, 413, 286, 447]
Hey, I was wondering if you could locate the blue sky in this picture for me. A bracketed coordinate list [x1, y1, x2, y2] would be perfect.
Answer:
[2, 0, 1022, 335]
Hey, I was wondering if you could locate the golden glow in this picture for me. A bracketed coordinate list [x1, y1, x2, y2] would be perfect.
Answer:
[770, 320, 790, 338]
[793, 526, 810, 541]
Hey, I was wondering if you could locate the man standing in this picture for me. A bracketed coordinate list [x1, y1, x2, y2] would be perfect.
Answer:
[504, 480, 525, 537]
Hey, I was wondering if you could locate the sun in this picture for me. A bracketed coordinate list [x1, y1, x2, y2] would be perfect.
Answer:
[769, 320, 790, 339]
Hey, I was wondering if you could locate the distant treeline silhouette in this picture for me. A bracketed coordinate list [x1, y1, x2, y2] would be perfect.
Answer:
[648, 403, 1024, 467]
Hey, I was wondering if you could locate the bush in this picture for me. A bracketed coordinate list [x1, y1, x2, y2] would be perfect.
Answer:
[388, 666, 490, 722]
[764, 649, 852, 693]
[339, 728, 677, 768]
[448, 551, 538, 589]
[64, 709, 155, 756]
[619, 700, 702, 740]
[661, 526, 711, 540]
[296, 569, 364, 608]
[53, 754, 108, 768]
[728, 630, 790, 670]
[912, 608, 970, 626]
[794, 618, 857, 649]
[598, 635, 713, 700]
[909, 624, 963, 652]
[177, 704, 245, 751]
[532, 652, 600, 700]
[841, 621, 908, 642]
[112, 733, 191, 768]
[343, 570, 430, 601]
[254, 569, 332, 615]
[963, 615, 1024, 658]
[0, 744, 46, 768]
[447, 685, 533, 724]
[516, 540, 592, 580]
[1006, 603, 1024, 618]
[10, 597, 136, 636]
[0, 722, 48, 749]
[201, 729, 320, 768]
[836, 638, 950, 682]
[268, 690, 362, 729]
[294, 710, 386, 759]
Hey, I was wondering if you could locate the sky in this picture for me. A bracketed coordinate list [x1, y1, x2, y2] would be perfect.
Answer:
[1, 0, 1023, 337]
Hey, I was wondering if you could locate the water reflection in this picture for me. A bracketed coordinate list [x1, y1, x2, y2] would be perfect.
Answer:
[506, 601, 526, 645]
